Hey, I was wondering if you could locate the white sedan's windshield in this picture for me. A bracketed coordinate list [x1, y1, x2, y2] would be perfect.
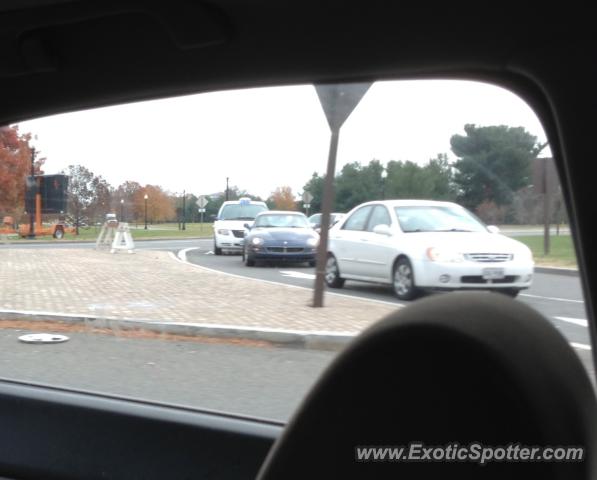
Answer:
[395, 206, 487, 233]
[255, 214, 310, 228]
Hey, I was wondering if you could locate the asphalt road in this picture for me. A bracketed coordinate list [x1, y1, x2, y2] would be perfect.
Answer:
[0, 327, 331, 421]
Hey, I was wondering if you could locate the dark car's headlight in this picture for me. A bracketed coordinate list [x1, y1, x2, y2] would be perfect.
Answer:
[251, 237, 264, 246]
[306, 237, 319, 247]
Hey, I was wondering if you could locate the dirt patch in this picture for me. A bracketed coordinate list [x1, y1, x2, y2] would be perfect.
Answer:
[0, 319, 273, 348]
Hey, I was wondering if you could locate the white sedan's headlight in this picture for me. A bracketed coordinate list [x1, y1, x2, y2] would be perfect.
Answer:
[251, 237, 264, 245]
[217, 229, 230, 235]
[519, 246, 534, 262]
[306, 237, 319, 247]
[426, 247, 464, 263]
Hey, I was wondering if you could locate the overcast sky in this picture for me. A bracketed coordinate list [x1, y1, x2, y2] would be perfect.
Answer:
[19, 79, 549, 200]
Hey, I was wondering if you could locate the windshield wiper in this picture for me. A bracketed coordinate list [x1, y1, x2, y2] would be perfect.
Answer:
[435, 228, 474, 232]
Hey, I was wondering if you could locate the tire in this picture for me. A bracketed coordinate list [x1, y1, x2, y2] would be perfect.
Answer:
[392, 257, 420, 301]
[244, 251, 255, 267]
[53, 228, 64, 239]
[214, 240, 222, 256]
[497, 288, 520, 298]
[324, 255, 345, 288]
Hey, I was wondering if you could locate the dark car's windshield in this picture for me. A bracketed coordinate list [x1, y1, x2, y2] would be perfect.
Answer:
[254, 214, 310, 228]
[219, 204, 267, 220]
[395, 205, 487, 233]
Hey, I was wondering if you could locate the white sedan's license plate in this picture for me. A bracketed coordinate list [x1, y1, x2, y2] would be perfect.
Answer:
[482, 268, 505, 280]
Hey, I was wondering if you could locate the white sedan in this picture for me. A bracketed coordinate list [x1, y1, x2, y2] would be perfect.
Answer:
[325, 200, 534, 300]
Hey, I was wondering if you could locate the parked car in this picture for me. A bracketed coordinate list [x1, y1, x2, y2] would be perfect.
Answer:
[242, 211, 319, 266]
[105, 213, 118, 226]
[308, 212, 345, 233]
[213, 197, 268, 255]
[326, 199, 534, 300]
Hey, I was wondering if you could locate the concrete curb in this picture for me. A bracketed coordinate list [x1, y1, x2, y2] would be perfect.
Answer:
[535, 266, 579, 277]
[0, 310, 354, 351]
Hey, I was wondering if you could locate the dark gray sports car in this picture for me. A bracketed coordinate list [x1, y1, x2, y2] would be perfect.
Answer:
[242, 211, 319, 266]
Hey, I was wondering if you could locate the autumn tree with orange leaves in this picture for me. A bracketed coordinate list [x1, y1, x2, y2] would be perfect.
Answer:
[0, 126, 44, 218]
[270, 186, 297, 211]
[132, 185, 175, 223]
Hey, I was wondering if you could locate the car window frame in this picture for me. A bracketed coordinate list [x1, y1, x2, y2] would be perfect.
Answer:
[341, 205, 375, 232]
[365, 204, 392, 232]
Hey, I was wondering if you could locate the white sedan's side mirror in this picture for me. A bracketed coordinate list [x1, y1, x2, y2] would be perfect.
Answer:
[373, 224, 393, 236]
[487, 225, 500, 234]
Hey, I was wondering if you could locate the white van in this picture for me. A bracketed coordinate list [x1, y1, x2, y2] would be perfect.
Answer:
[213, 198, 268, 254]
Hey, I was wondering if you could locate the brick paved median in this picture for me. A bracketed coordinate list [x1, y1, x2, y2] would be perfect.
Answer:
[0, 249, 398, 334]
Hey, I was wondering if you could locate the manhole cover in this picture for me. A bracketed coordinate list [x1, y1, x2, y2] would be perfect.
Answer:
[18, 333, 69, 344]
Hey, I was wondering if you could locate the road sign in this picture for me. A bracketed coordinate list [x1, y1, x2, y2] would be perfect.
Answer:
[302, 191, 313, 204]
[303, 204, 311, 209]
[198, 208, 206, 213]
[196, 195, 209, 208]
[312, 82, 372, 308]
[315, 83, 372, 131]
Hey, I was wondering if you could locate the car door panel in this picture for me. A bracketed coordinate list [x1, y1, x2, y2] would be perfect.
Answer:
[356, 206, 396, 281]
[0, 380, 279, 480]
[331, 206, 374, 277]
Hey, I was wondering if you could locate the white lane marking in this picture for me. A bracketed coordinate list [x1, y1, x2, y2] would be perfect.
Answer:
[172, 248, 404, 308]
[570, 342, 592, 351]
[205, 251, 214, 255]
[555, 316, 589, 328]
[279, 270, 317, 280]
[520, 293, 584, 304]
[273, 274, 586, 306]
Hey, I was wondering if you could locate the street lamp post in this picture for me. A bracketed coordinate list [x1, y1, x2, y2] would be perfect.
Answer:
[27, 147, 37, 239]
[120, 199, 124, 222]
[182, 190, 186, 231]
[144, 194, 148, 230]
[381, 168, 388, 199]
[226, 177, 229, 201]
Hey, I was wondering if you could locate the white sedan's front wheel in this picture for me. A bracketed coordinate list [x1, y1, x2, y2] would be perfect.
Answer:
[324, 255, 345, 288]
[392, 257, 420, 301]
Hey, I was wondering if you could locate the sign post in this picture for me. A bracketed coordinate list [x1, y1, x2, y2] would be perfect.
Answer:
[196, 195, 209, 234]
[312, 83, 372, 308]
[532, 157, 558, 255]
[302, 191, 313, 217]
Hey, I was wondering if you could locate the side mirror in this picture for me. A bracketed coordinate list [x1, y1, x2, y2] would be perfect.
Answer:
[244, 223, 251, 230]
[487, 225, 500, 234]
[373, 224, 392, 236]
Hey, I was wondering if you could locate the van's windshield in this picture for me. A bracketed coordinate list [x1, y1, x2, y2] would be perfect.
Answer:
[219, 204, 267, 220]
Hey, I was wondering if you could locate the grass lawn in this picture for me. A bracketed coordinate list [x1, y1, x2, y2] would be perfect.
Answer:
[514, 235, 577, 268]
[7, 223, 214, 242]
